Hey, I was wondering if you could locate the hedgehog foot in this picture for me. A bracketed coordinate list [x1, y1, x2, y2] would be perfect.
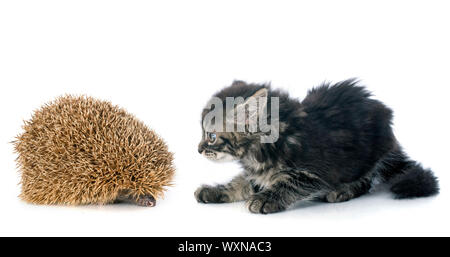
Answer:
[115, 192, 156, 207]
[135, 195, 156, 207]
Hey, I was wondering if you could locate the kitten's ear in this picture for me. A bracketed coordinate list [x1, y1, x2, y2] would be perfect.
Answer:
[235, 88, 269, 124]
[251, 88, 268, 102]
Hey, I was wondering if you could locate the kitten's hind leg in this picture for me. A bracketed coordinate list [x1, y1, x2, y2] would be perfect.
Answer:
[324, 178, 372, 203]
[195, 175, 253, 203]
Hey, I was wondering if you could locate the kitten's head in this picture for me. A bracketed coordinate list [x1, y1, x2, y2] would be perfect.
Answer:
[198, 81, 271, 163]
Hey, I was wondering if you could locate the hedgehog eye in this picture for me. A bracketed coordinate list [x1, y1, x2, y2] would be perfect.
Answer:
[207, 132, 217, 143]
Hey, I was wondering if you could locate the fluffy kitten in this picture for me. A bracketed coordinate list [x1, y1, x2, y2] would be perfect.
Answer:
[195, 79, 439, 214]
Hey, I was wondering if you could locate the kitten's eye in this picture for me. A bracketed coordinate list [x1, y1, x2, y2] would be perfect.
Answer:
[207, 132, 217, 143]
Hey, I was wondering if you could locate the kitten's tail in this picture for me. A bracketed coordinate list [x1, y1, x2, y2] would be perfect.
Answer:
[378, 148, 439, 199]
[389, 162, 439, 198]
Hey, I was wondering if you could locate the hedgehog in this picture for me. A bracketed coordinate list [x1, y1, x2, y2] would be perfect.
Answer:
[13, 95, 174, 207]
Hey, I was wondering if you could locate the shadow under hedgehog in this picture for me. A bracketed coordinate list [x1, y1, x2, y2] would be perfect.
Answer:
[195, 79, 439, 214]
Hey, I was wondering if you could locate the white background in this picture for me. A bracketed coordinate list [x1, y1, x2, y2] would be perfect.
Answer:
[1, 0, 449, 236]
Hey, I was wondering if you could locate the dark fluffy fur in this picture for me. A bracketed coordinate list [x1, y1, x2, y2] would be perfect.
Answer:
[195, 79, 439, 214]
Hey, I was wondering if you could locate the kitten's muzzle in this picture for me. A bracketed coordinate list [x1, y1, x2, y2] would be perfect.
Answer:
[203, 150, 216, 159]
[198, 141, 208, 154]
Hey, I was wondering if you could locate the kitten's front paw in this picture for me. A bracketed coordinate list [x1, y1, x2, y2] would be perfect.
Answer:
[195, 185, 230, 203]
[247, 195, 285, 214]
[325, 190, 354, 203]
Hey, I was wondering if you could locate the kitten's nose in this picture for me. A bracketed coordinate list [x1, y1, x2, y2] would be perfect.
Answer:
[198, 142, 206, 154]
